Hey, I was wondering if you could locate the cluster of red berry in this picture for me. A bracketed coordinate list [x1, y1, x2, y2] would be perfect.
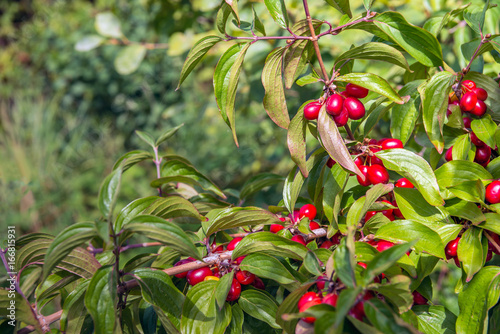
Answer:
[445, 232, 500, 267]
[445, 80, 492, 167]
[172, 237, 265, 302]
[303, 83, 368, 126]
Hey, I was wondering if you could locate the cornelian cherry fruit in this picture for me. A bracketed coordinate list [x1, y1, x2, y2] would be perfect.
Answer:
[227, 237, 243, 251]
[299, 204, 317, 220]
[445, 237, 460, 259]
[357, 165, 371, 187]
[325, 94, 344, 116]
[472, 87, 488, 101]
[445, 146, 453, 161]
[235, 270, 256, 285]
[303, 101, 322, 120]
[380, 138, 403, 150]
[367, 164, 389, 185]
[226, 279, 242, 301]
[298, 292, 322, 310]
[187, 267, 213, 285]
[291, 235, 307, 246]
[333, 107, 349, 127]
[474, 145, 491, 163]
[462, 80, 476, 91]
[470, 131, 485, 147]
[377, 240, 394, 252]
[322, 293, 338, 307]
[460, 92, 478, 112]
[344, 97, 366, 120]
[174, 258, 195, 278]
[470, 100, 487, 117]
[413, 291, 428, 305]
[346, 83, 369, 98]
[395, 178, 414, 188]
[270, 224, 285, 233]
[486, 180, 500, 204]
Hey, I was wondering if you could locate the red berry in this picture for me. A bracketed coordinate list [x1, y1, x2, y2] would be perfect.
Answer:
[325, 94, 344, 116]
[320, 239, 334, 249]
[299, 204, 317, 220]
[462, 80, 476, 91]
[252, 277, 265, 289]
[474, 146, 491, 164]
[395, 178, 414, 188]
[367, 164, 390, 185]
[489, 233, 500, 255]
[365, 211, 377, 221]
[445, 237, 460, 259]
[412, 291, 428, 305]
[227, 237, 243, 251]
[298, 291, 322, 310]
[322, 293, 338, 307]
[486, 249, 493, 262]
[357, 165, 371, 187]
[460, 92, 478, 112]
[331, 232, 341, 245]
[463, 116, 472, 128]
[368, 148, 384, 166]
[270, 224, 285, 233]
[349, 301, 366, 321]
[316, 274, 327, 290]
[309, 221, 320, 230]
[187, 267, 213, 285]
[472, 87, 488, 101]
[380, 138, 404, 150]
[454, 256, 461, 267]
[470, 100, 487, 117]
[226, 279, 242, 301]
[470, 131, 486, 147]
[174, 259, 195, 278]
[358, 262, 367, 269]
[486, 180, 500, 204]
[346, 83, 369, 98]
[333, 107, 349, 127]
[377, 240, 394, 252]
[291, 235, 307, 246]
[235, 270, 256, 285]
[344, 97, 366, 120]
[445, 146, 453, 162]
[392, 200, 404, 219]
[354, 156, 364, 167]
[303, 101, 322, 120]
[233, 256, 246, 265]
[326, 157, 336, 168]
[299, 299, 322, 323]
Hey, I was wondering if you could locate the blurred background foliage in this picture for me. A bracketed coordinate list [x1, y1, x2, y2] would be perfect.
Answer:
[1, 0, 499, 234]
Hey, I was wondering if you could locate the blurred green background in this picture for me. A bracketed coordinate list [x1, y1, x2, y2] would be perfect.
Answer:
[1, 0, 499, 233]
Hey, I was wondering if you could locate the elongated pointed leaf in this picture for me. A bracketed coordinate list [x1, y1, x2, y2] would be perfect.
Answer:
[239, 289, 280, 328]
[287, 104, 308, 176]
[214, 43, 251, 146]
[324, 0, 352, 17]
[240, 173, 284, 200]
[262, 47, 290, 129]
[373, 12, 443, 67]
[143, 196, 205, 221]
[334, 239, 356, 289]
[463, 1, 490, 35]
[370, 275, 413, 314]
[98, 166, 123, 219]
[317, 106, 362, 178]
[231, 231, 308, 260]
[112, 150, 153, 172]
[376, 149, 443, 206]
[264, 0, 288, 29]
[60, 280, 90, 332]
[375, 220, 445, 258]
[114, 196, 159, 231]
[123, 215, 201, 259]
[335, 42, 411, 72]
[394, 188, 450, 223]
[43, 222, 98, 281]
[75, 35, 105, 52]
[435, 160, 492, 189]
[457, 227, 485, 282]
[114, 45, 146, 75]
[155, 124, 184, 147]
[85, 266, 120, 334]
[206, 207, 281, 236]
[471, 115, 497, 149]
[335, 72, 405, 104]
[178, 36, 223, 89]
[240, 253, 299, 289]
[420, 71, 454, 153]
[412, 305, 457, 334]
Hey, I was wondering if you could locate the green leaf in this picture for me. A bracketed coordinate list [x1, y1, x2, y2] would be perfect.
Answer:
[435, 4, 471, 35]
[287, 104, 308, 177]
[252, 6, 266, 36]
[451, 134, 470, 161]
[323, 162, 349, 226]
[123, 215, 201, 260]
[457, 227, 485, 282]
[262, 47, 290, 129]
[364, 299, 417, 334]
[36, 271, 79, 307]
[463, 1, 489, 35]
[264, 0, 288, 29]
[215, 271, 234, 310]
[370, 275, 413, 314]
[304, 251, 323, 276]
[159, 158, 225, 198]
[85, 266, 120, 334]
[227, 303, 244, 334]
[98, 166, 123, 219]
[335, 72, 405, 104]
[275, 283, 315, 333]
[435, 160, 492, 189]
[43, 222, 98, 281]
[114, 196, 158, 231]
[471, 115, 497, 149]
[239, 289, 280, 328]
[206, 207, 281, 236]
[213, 43, 251, 146]
[112, 150, 153, 172]
[135, 130, 155, 147]
[143, 196, 205, 221]
[216, 3, 234, 35]
[181, 281, 232, 334]
[296, 73, 321, 86]
[479, 213, 500, 235]
[347, 183, 394, 229]
[231, 232, 308, 260]
[60, 280, 90, 333]
[457, 266, 500, 333]
[335, 42, 411, 72]
[324, 0, 352, 17]
[420, 71, 454, 153]
[0, 290, 44, 332]
[240, 253, 299, 289]
[75, 35, 105, 52]
[283, 20, 322, 89]
[364, 242, 415, 286]
[114, 45, 146, 75]
[317, 106, 362, 178]
[224, 0, 240, 24]
[488, 156, 500, 179]
[394, 188, 450, 223]
[240, 173, 284, 200]
[333, 239, 356, 289]
[375, 220, 445, 258]
[373, 12, 443, 67]
[445, 197, 485, 224]
[177, 36, 223, 89]
[155, 124, 184, 147]
[134, 268, 184, 331]
[376, 149, 444, 206]
[363, 0, 375, 11]
[95, 12, 122, 38]
[412, 305, 457, 334]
